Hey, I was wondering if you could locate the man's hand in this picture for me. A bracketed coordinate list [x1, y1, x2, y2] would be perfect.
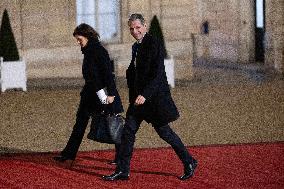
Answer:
[134, 95, 146, 105]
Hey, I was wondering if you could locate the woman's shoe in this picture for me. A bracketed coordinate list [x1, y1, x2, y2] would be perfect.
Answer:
[179, 159, 198, 180]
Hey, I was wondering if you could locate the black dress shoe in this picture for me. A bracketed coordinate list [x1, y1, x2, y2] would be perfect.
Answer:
[53, 155, 74, 162]
[179, 159, 198, 180]
[102, 171, 129, 181]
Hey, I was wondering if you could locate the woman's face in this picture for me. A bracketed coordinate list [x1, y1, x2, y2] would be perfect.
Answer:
[75, 35, 88, 47]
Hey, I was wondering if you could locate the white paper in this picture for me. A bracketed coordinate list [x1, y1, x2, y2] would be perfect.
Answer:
[96, 88, 108, 104]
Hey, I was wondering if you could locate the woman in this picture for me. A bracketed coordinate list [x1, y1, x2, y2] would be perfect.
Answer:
[54, 23, 123, 164]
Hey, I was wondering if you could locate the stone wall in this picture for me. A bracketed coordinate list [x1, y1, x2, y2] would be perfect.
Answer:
[265, 0, 284, 73]
[0, 0, 283, 79]
[115, 0, 197, 79]
[0, 0, 79, 78]
[193, 0, 255, 64]
[0, 0, 196, 79]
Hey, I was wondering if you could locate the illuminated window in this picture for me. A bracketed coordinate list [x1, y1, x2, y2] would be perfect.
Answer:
[256, 0, 264, 28]
[76, 0, 120, 42]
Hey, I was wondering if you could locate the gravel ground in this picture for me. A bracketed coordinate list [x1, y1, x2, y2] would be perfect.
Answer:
[0, 62, 283, 153]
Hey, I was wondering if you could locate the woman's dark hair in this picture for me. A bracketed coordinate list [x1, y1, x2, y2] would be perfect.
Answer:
[73, 23, 100, 41]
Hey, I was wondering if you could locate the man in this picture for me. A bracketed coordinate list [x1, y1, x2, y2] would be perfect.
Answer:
[103, 13, 197, 181]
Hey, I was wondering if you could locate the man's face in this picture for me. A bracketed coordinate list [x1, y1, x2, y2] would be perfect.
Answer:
[128, 19, 147, 41]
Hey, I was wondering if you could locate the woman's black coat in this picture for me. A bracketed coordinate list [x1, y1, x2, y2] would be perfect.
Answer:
[80, 38, 123, 114]
[126, 33, 179, 126]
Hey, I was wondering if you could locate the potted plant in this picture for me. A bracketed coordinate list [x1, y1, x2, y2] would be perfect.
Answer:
[0, 9, 27, 92]
[149, 15, 175, 88]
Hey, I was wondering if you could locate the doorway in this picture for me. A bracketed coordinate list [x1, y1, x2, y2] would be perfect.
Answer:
[255, 0, 265, 62]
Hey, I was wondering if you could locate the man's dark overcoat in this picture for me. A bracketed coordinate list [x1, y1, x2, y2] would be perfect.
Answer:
[126, 33, 179, 126]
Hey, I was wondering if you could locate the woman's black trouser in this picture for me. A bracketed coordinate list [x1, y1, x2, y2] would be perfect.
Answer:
[61, 97, 119, 159]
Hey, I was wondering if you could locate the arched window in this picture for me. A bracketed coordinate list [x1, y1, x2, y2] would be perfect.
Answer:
[76, 0, 120, 42]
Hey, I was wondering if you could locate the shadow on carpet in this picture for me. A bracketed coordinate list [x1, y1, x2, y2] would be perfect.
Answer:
[0, 142, 283, 189]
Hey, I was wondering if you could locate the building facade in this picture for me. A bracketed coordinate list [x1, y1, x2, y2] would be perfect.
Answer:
[0, 0, 283, 79]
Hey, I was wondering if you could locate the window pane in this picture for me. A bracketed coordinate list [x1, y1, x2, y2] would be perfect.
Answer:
[76, 0, 120, 41]
[76, 0, 96, 27]
[76, 0, 83, 14]
[98, 0, 116, 13]
[77, 0, 95, 14]
[99, 14, 117, 40]
[256, 0, 264, 28]
[81, 15, 96, 28]
[98, 0, 119, 40]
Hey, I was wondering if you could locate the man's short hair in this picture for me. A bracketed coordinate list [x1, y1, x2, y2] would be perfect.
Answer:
[128, 13, 145, 25]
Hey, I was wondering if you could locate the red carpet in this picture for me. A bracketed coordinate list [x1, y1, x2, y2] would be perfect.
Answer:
[0, 142, 283, 189]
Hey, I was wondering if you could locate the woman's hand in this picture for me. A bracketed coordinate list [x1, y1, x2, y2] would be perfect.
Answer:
[106, 96, 115, 104]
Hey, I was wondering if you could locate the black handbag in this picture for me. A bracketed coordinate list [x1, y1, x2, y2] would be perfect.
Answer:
[106, 114, 125, 144]
[87, 112, 125, 144]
